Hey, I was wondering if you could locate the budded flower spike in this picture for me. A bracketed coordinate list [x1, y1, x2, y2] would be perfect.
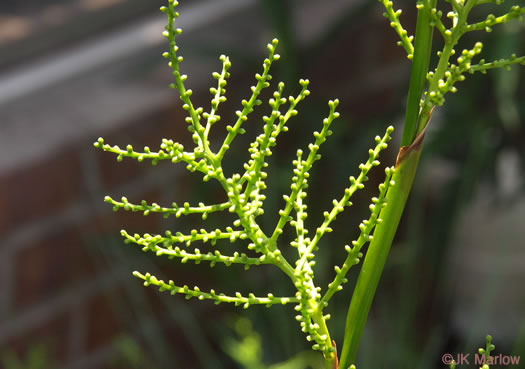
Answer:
[477, 335, 495, 365]
[97, 1, 424, 366]
[428, 42, 485, 105]
[105, 196, 232, 218]
[379, 0, 415, 58]
[417, 0, 525, 119]
[241, 79, 311, 212]
[121, 227, 248, 250]
[216, 39, 281, 161]
[93, 138, 199, 168]
[204, 55, 231, 138]
[270, 99, 340, 247]
[295, 126, 394, 272]
[321, 165, 395, 305]
[465, 6, 525, 33]
[470, 54, 525, 74]
[133, 271, 298, 307]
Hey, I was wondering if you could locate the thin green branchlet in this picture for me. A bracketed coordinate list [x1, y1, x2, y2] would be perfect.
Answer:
[95, 0, 394, 366]
[132, 271, 298, 308]
[417, 0, 524, 133]
[448, 335, 496, 369]
[379, 0, 415, 59]
[379, 0, 525, 139]
[105, 196, 231, 219]
[477, 335, 496, 369]
[321, 166, 394, 306]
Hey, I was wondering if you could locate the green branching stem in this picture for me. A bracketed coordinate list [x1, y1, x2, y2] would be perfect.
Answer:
[465, 6, 525, 33]
[121, 228, 246, 248]
[293, 270, 336, 364]
[474, 0, 504, 5]
[241, 80, 311, 211]
[287, 127, 394, 367]
[478, 335, 496, 366]
[429, 8, 448, 41]
[295, 127, 394, 272]
[105, 196, 231, 218]
[418, 1, 473, 127]
[137, 242, 268, 269]
[291, 188, 309, 259]
[93, 138, 197, 167]
[216, 39, 280, 161]
[134, 271, 298, 308]
[163, 0, 216, 165]
[470, 55, 525, 73]
[204, 55, 231, 138]
[269, 100, 339, 247]
[218, 174, 297, 282]
[320, 167, 394, 306]
[379, 0, 415, 58]
[240, 81, 287, 208]
[340, 129, 423, 368]
[95, 1, 525, 368]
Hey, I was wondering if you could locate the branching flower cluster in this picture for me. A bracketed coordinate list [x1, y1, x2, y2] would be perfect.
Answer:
[92, 0, 525, 367]
[95, 0, 395, 361]
[380, 0, 524, 126]
[380, 0, 525, 128]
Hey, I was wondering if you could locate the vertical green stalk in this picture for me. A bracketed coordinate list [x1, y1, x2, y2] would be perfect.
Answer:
[338, 136, 423, 368]
[339, 1, 435, 367]
[401, 0, 436, 146]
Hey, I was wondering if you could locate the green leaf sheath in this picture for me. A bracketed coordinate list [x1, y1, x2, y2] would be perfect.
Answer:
[339, 134, 424, 368]
[401, 0, 436, 146]
[339, 3, 436, 366]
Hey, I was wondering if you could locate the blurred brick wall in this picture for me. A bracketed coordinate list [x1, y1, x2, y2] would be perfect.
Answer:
[0, 104, 196, 368]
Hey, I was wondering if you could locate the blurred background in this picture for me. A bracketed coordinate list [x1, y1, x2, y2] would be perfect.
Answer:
[1, 0, 524, 368]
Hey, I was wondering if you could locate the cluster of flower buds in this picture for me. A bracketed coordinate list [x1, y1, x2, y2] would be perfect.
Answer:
[381, 0, 525, 122]
[95, 0, 398, 360]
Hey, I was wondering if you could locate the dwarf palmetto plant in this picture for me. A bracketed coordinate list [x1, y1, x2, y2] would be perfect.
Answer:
[94, 0, 525, 368]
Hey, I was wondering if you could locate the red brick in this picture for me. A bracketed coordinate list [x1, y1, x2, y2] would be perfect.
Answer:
[85, 291, 123, 352]
[131, 107, 189, 149]
[86, 189, 165, 238]
[96, 106, 190, 190]
[14, 227, 98, 310]
[4, 312, 69, 367]
[348, 86, 399, 119]
[306, 26, 364, 97]
[95, 149, 149, 193]
[375, 13, 416, 68]
[83, 283, 227, 369]
[2, 148, 84, 233]
[0, 176, 8, 234]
